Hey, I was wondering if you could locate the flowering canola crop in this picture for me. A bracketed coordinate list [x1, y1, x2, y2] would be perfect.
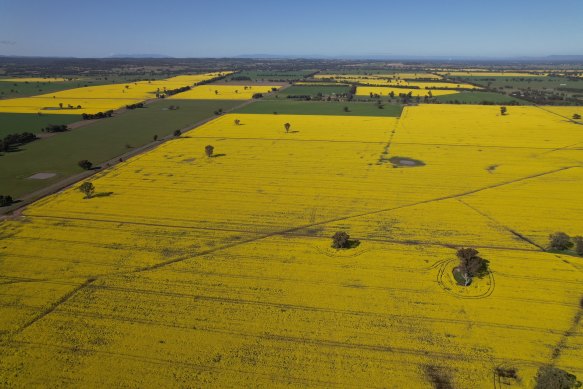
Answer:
[0, 106, 582, 387]
[168, 85, 279, 100]
[0, 72, 231, 114]
[357, 86, 460, 97]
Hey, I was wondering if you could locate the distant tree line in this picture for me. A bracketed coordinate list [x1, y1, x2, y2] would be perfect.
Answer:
[0, 132, 37, 152]
[41, 124, 69, 133]
[82, 110, 113, 120]
[159, 86, 191, 98]
[125, 102, 144, 110]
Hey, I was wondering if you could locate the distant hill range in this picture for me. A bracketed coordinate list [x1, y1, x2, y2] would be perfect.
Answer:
[108, 54, 174, 59]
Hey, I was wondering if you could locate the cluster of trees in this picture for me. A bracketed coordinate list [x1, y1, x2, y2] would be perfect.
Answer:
[231, 75, 251, 81]
[125, 102, 144, 110]
[214, 108, 224, 115]
[252, 93, 263, 99]
[159, 86, 191, 98]
[0, 132, 37, 152]
[57, 103, 82, 110]
[535, 365, 581, 389]
[82, 111, 113, 120]
[41, 124, 68, 133]
[437, 100, 521, 106]
[0, 195, 13, 207]
[331, 231, 360, 249]
[549, 232, 583, 255]
[78, 159, 93, 170]
[455, 248, 488, 286]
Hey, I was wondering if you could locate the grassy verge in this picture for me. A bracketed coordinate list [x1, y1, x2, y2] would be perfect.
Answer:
[233, 100, 403, 117]
[0, 99, 240, 197]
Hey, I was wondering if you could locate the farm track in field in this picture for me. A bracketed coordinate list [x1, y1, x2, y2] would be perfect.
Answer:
[2, 159, 579, 340]
[3, 258, 582, 340]
[11, 278, 95, 335]
[20, 214, 544, 253]
[550, 307, 583, 363]
[456, 199, 546, 251]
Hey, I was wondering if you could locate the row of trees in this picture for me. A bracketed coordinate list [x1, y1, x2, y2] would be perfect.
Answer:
[82, 110, 113, 120]
[0, 132, 37, 152]
[158, 85, 191, 98]
[41, 124, 68, 133]
[125, 102, 144, 110]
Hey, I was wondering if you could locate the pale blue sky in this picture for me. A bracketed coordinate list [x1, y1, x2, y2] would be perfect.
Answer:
[0, 0, 581, 58]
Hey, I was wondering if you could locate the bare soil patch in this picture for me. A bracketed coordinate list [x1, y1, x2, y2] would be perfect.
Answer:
[27, 172, 57, 180]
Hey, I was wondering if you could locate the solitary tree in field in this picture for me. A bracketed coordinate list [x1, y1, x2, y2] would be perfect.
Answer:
[500, 106, 508, 115]
[284, 122, 291, 133]
[173, 129, 181, 137]
[549, 232, 573, 251]
[78, 160, 93, 170]
[59, 103, 63, 109]
[153, 134, 158, 141]
[456, 248, 487, 286]
[573, 113, 581, 120]
[234, 119, 241, 125]
[574, 236, 583, 256]
[205, 145, 214, 157]
[0, 195, 13, 207]
[331, 231, 350, 249]
[78, 182, 95, 199]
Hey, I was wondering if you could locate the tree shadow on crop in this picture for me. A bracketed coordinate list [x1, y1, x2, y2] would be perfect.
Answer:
[93, 192, 114, 198]
[211, 153, 227, 158]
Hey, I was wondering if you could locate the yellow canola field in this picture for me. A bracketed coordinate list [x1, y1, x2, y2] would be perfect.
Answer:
[357, 86, 459, 97]
[1, 107, 582, 387]
[168, 85, 279, 100]
[0, 72, 230, 114]
[395, 104, 583, 148]
[334, 77, 479, 89]
[384, 80, 479, 89]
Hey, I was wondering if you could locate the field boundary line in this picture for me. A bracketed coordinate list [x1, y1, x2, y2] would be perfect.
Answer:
[456, 199, 546, 251]
[102, 166, 579, 276]
[10, 277, 95, 335]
